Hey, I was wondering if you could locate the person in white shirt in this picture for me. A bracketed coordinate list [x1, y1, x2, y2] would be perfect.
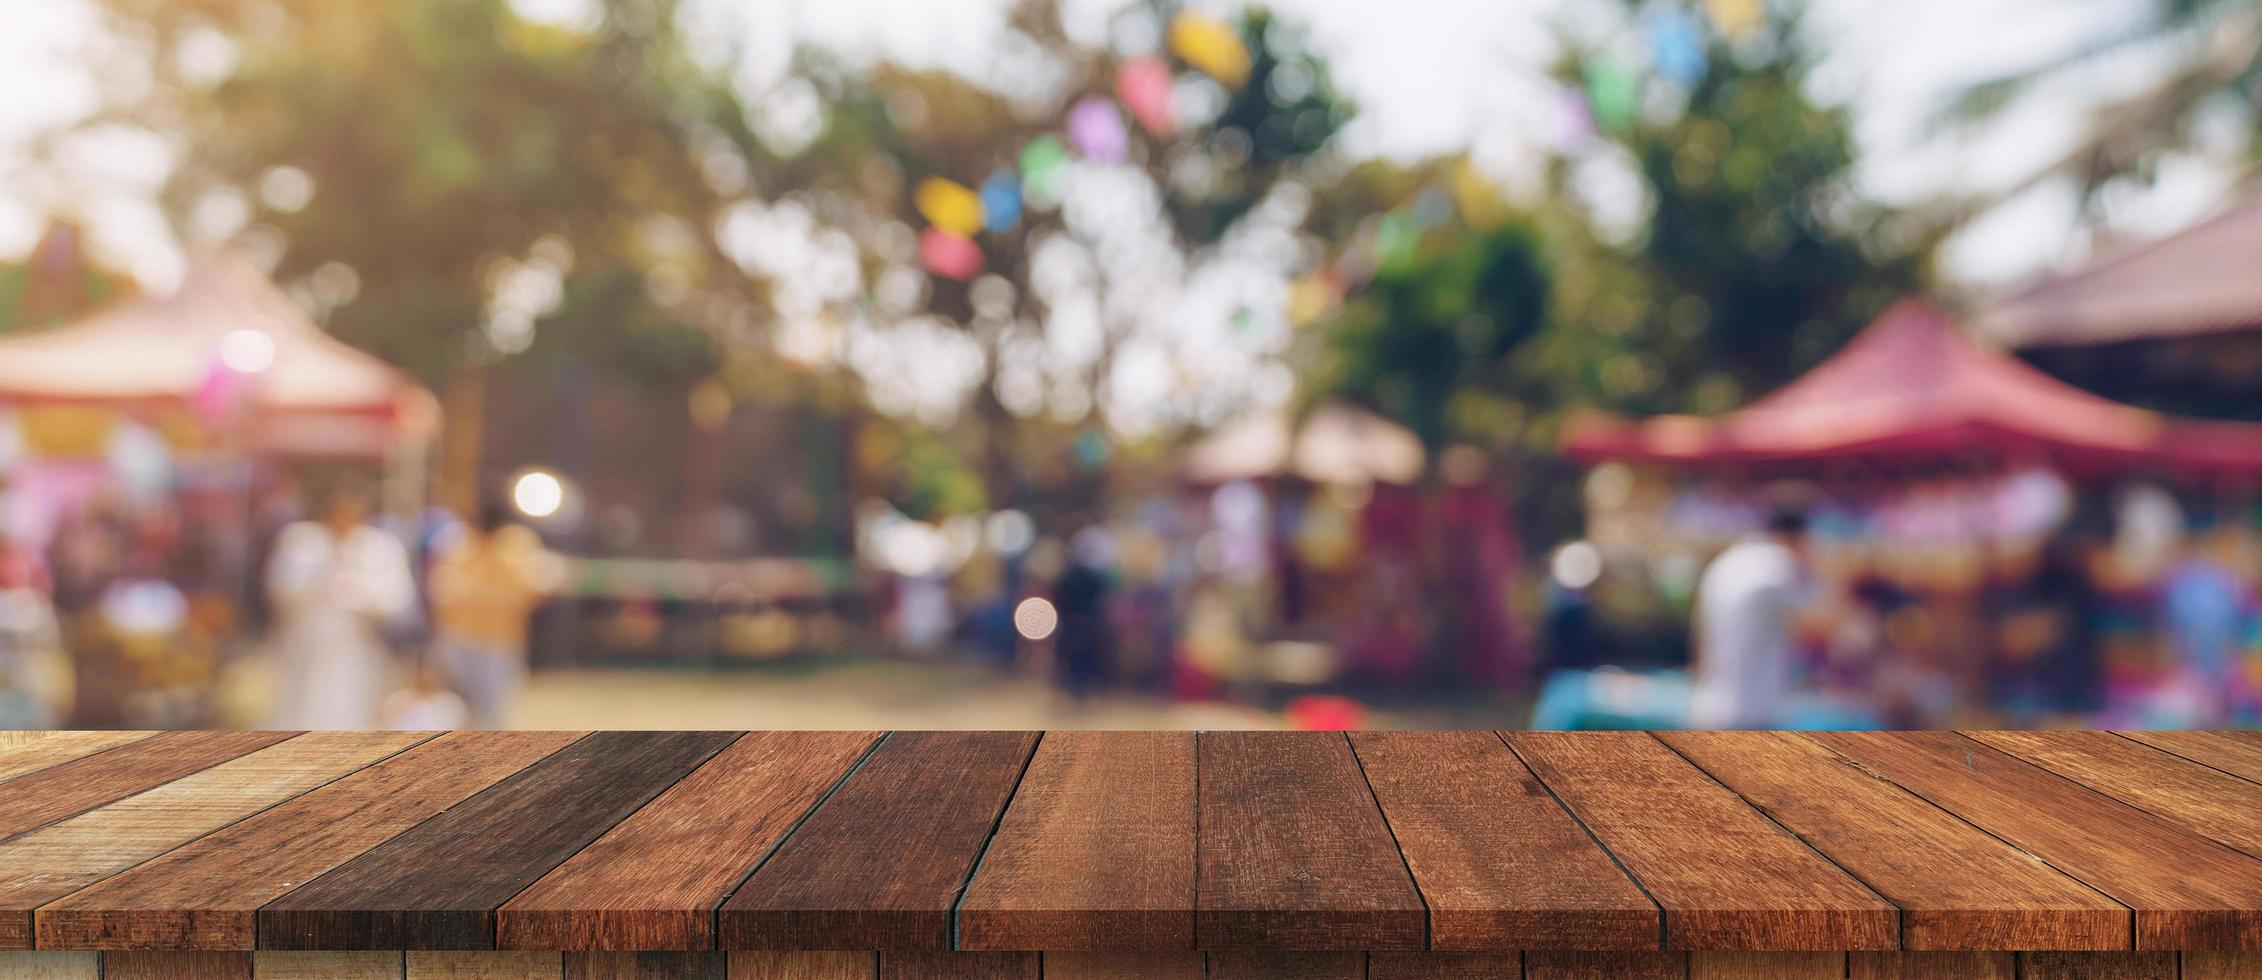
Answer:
[1689, 501, 1816, 729]
[265, 483, 416, 729]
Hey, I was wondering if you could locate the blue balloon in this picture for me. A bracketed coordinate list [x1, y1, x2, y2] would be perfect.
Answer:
[1651, 10, 1707, 88]
[980, 171, 1021, 232]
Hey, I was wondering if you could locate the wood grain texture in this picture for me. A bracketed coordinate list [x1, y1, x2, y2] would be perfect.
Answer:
[1846, 952, 2013, 979]
[1350, 731, 1656, 950]
[1970, 730, 2262, 857]
[2182, 951, 2262, 979]
[405, 952, 563, 979]
[102, 951, 252, 979]
[1202, 952, 1364, 980]
[40, 731, 584, 951]
[260, 732, 738, 951]
[0, 731, 428, 950]
[874, 952, 1034, 980]
[1505, 732, 1895, 951]
[563, 953, 724, 979]
[1522, 952, 1683, 980]
[0, 733, 151, 785]
[1195, 732, 1425, 950]
[723, 952, 872, 980]
[1037, 952, 1202, 980]
[1687, 953, 1841, 979]
[956, 732, 1194, 951]
[718, 732, 1039, 951]
[500, 732, 877, 951]
[1659, 731, 2127, 950]
[253, 951, 403, 979]
[0, 951, 97, 979]
[0, 732, 295, 844]
[2018, 952, 2176, 979]
[1813, 731, 2262, 950]
[2121, 732, 2262, 784]
[1367, 952, 1524, 979]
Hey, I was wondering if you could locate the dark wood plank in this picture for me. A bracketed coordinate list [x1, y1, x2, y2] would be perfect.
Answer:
[875, 952, 1034, 980]
[0, 733, 152, 784]
[1367, 952, 1524, 979]
[1350, 731, 1656, 950]
[1038, 952, 1202, 980]
[564, 953, 724, 979]
[1846, 952, 2013, 980]
[1195, 732, 1425, 950]
[0, 732, 428, 949]
[1812, 731, 2262, 950]
[724, 952, 871, 980]
[259, 731, 739, 950]
[2121, 731, 2262, 784]
[1687, 953, 1840, 979]
[956, 732, 1194, 950]
[1504, 732, 1895, 951]
[0, 731, 295, 843]
[1659, 731, 2127, 950]
[2017, 952, 2176, 979]
[1971, 730, 2262, 857]
[499, 731, 878, 951]
[1203, 952, 1364, 980]
[41, 731, 584, 950]
[718, 731, 1039, 950]
[1522, 952, 1682, 980]
[102, 950, 252, 979]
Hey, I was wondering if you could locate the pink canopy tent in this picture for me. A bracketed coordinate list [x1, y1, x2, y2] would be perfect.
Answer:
[0, 251, 438, 458]
[1562, 299, 2262, 477]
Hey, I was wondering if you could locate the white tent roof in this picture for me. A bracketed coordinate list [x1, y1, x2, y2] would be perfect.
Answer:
[1182, 402, 1425, 486]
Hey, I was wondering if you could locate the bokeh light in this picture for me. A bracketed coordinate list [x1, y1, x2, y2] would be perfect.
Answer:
[512, 470, 566, 519]
[217, 328, 275, 374]
[1013, 597, 1058, 641]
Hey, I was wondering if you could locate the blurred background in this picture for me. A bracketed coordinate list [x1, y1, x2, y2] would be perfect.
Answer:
[0, 0, 2258, 732]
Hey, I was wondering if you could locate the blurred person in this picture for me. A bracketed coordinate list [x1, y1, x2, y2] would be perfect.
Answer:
[1688, 498, 1817, 729]
[1051, 526, 1114, 704]
[379, 659, 471, 730]
[1988, 534, 2106, 723]
[428, 498, 558, 729]
[265, 481, 415, 729]
[2155, 523, 2253, 725]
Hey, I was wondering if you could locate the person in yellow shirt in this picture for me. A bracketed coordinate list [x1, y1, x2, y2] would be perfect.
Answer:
[428, 499, 560, 729]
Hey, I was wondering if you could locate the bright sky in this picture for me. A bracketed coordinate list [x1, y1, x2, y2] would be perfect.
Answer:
[0, 0, 2239, 293]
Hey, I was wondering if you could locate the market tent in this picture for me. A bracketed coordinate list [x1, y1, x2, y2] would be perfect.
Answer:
[0, 251, 437, 457]
[1562, 299, 2262, 476]
[1984, 196, 2262, 348]
[1182, 401, 1426, 485]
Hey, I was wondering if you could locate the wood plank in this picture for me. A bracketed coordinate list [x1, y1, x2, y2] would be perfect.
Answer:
[1367, 952, 1524, 979]
[0, 951, 97, 980]
[1659, 731, 2127, 950]
[956, 732, 1194, 951]
[1846, 952, 2013, 979]
[1350, 731, 1656, 950]
[1812, 731, 2262, 950]
[500, 732, 876, 951]
[1202, 952, 1364, 980]
[874, 952, 1034, 980]
[2018, 952, 2176, 979]
[723, 952, 872, 980]
[1687, 953, 1840, 979]
[406, 952, 563, 979]
[1971, 730, 2262, 857]
[0, 733, 151, 785]
[1522, 952, 1682, 980]
[1195, 732, 1425, 950]
[718, 732, 1040, 951]
[2183, 951, 2262, 979]
[0, 731, 429, 950]
[1037, 952, 1203, 980]
[253, 951, 403, 979]
[563, 953, 724, 980]
[1504, 732, 1895, 951]
[0, 732, 295, 843]
[260, 732, 739, 950]
[41, 731, 584, 951]
[2121, 731, 2262, 784]
[103, 951, 251, 979]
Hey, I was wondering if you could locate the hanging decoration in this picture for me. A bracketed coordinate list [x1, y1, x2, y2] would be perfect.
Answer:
[1019, 135, 1070, 205]
[1169, 11, 1251, 88]
[1649, 9, 1707, 88]
[913, 177, 985, 238]
[1066, 96, 1130, 163]
[1702, 0, 1764, 40]
[919, 227, 984, 281]
[978, 171, 1022, 232]
[1581, 57, 1639, 134]
[1115, 57, 1178, 136]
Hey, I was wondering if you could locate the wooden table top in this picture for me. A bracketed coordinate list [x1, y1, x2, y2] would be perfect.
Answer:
[0, 729, 2258, 955]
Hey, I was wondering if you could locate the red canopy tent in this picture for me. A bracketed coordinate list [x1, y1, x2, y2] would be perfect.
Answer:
[1562, 299, 2262, 477]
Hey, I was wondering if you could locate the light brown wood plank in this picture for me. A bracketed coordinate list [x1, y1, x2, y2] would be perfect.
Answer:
[1522, 952, 1683, 979]
[874, 952, 1034, 980]
[1367, 952, 1524, 979]
[1813, 730, 2262, 950]
[405, 952, 564, 980]
[1846, 952, 2013, 979]
[563, 953, 724, 979]
[501, 732, 876, 951]
[253, 951, 403, 979]
[0, 732, 427, 950]
[2183, 951, 2262, 979]
[103, 951, 252, 979]
[2018, 952, 2176, 979]
[723, 952, 872, 980]
[1971, 730, 2262, 857]
[1687, 953, 1840, 979]
[1203, 952, 1364, 980]
[0, 951, 97, 979]
[0, 732, 296, 845]
[2121, 732, 2262, 784]
[0, 734, 151, 785]
[1351, 731, 1656, 950]
[958, 732, 1194, 951]
[1660, 730, 2126, 950]
[1038, 952, 1203, 980]
[1505, 732, 1895, 951]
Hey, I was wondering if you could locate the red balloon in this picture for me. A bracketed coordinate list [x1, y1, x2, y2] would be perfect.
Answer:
[919, 227, 984, 281]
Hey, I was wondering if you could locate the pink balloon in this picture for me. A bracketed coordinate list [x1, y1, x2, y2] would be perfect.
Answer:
[1115, 58, 1176, 136]
[919, 227, 984, 281]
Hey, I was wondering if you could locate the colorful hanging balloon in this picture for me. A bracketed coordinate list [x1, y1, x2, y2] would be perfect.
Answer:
[1066, 96, 1129, 164]
[1558, 84, 1596, 150]
[914, 177, 984, 238]
[1703, 0, 1764, 39]
[978, 171, 1021, 232]
[1581, 57, 1638, 134]
[1169, 10, 1250, 88]
[1019, 135, 1070, 203]
[918, 227, 984, 280]
[1115, 57, 1177, 136]
[1650, 9, 1707, 87]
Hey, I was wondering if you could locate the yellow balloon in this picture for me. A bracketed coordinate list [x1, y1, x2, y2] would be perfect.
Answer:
[914, 177, 985, 238]
[1703, 0, 1764, 38]
[1169, 11, 1250, 89]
